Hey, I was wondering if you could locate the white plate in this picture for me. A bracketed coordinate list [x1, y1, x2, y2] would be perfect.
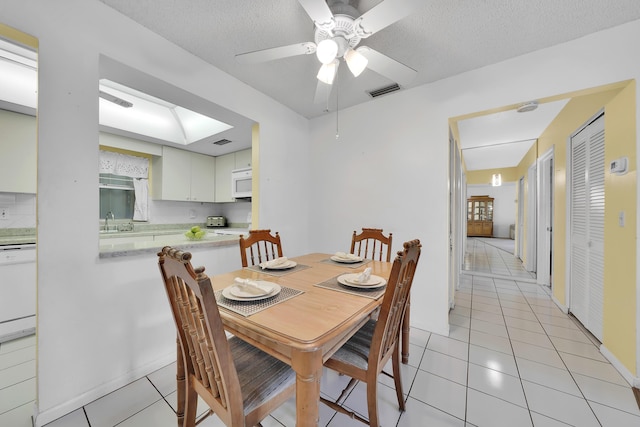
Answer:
[330, 255, 363, 263]
[261, 260, 297, 270]
[337, 274, 386, 289]
[222, 282, 281, 301]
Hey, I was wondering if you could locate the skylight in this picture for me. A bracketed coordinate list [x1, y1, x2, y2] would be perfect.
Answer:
[0, 39, 234, 146]
[99, 79, 233, 145]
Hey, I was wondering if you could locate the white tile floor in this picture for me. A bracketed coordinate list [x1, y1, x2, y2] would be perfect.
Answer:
[2, 238, 639, 426]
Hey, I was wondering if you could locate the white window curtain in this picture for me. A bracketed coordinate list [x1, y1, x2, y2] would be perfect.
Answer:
[99, 150, 150, 221]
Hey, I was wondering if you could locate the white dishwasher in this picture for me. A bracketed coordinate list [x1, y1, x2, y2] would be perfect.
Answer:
[0, 243, 36, 343]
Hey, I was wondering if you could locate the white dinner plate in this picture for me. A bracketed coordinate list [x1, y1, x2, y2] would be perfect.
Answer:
[337, 274, 386, 289]
[330, 255, 363, 263]
[222, 282, 281, 301]
[262, 260, 297, 270]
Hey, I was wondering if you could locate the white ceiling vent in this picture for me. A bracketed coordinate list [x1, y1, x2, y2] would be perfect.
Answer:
[367, 83, 400, 98]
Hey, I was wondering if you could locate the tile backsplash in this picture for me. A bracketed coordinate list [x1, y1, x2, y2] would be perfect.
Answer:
[0, 192, 36, 228]
[0, 191, 252, 230]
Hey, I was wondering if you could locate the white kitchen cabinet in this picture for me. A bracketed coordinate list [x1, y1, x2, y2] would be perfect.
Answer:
[214, 149, 252, 202]
[234, 148, 252, 169]
[152, 146, 215, 202]
[214, 152, 235, 202]
[0, 110, 36, 194]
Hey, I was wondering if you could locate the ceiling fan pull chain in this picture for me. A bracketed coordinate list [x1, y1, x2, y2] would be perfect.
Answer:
[335, 73, 339, 140]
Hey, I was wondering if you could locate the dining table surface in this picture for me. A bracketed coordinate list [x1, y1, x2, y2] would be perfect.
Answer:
[207, 252, 393, 427]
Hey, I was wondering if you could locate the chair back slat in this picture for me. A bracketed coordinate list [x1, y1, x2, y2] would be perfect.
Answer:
[351, 227, 393, 262]
[370, 240, 421, 369]
[238, 229, 283, 267]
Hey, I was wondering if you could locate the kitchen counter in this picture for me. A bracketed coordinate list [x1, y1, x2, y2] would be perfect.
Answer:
[0, 225, 250, 257]
[99, 232, 242, 259]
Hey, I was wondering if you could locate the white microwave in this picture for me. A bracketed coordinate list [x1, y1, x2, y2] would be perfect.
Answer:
[231, 167, 252, 199]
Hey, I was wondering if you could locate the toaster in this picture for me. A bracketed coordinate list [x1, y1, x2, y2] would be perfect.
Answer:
[206, 216, 226, 227]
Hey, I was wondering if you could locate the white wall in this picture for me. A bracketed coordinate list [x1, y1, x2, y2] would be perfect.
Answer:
[2, 1, 310, 424]
[468, 183, 517, 238]
[3, 0, 640, 423]
[309, 18, 640, 377]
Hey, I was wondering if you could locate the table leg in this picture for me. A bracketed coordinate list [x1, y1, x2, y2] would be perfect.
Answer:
[291, 348, 323, 427]
[401, 296, 410, 364]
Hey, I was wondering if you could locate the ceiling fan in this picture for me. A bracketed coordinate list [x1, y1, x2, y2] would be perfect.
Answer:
[235, 0, 420, 105]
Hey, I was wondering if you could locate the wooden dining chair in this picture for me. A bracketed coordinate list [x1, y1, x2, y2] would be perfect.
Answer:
[320, 239, 422, 427]
[157, 246, 296, 427]
[238, 229, 283, 267]
[351, 227, 411, 364]
[350, 227, 393, 262]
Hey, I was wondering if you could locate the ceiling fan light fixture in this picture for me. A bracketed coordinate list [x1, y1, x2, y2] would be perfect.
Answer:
[316, 39, 338, 64]
[317, 60, 339, 85]
[344, 48, 368, 77]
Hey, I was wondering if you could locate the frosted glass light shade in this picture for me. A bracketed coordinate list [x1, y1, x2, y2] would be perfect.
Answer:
[344, 48, 368, 77]
[492, 173, 502, 186]
[317, 60, 339, 84]
[316, 39, 338, 64]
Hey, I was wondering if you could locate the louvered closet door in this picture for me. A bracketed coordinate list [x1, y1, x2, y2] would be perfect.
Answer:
[570, 114, 605, 341]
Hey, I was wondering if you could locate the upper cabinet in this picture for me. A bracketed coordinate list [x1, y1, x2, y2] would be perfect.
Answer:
[234, 148, 252, 169]
[152, 146, 215, 202]
[214, 149, 251, 202]
[0, 110, 36, 194]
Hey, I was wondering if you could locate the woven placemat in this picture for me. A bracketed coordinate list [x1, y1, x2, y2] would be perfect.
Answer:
[314, 276, 386, 300]
[245, 263, 311, 276]
[215, 286, 304, 317]
[319, 258, 372, 269]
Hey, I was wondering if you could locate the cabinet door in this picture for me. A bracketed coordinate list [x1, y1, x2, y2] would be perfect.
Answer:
[234, 149, 251, 169]
[215, 153, 235, 202]
[189, 152, 215, 202]
[0, 110, 36, 193]
[153, 146, 191, 201]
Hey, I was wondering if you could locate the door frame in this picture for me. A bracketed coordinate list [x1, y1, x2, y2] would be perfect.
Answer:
[517, 176, 525, 259]
[526, 163, 537, 272]
[448, 129, 464, 308]
[537, 147, 554, 287]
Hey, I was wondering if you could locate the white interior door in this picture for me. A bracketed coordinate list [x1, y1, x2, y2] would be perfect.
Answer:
[537, 148, 554, 287]
[517, 176, 525, 259]
[569, 113, 605, 340]
[526, 164, 537, 273]
[449, 131, 463, 308]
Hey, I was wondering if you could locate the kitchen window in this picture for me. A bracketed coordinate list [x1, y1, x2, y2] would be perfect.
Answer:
[99, 174, 134, 219]
[99, 150, 149, 221]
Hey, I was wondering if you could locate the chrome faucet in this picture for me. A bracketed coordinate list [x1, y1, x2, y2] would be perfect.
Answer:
[105, 211, 115, 232]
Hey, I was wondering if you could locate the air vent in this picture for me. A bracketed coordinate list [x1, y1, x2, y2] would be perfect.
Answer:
[367, 83, 401, 98]
[213, 138, 232, 146]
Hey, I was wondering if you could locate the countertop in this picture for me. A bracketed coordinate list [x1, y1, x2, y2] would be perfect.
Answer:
[0, 225, 249, 258]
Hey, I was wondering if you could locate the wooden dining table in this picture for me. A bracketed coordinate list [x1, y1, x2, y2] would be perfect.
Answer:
[207, 252, 392, 427]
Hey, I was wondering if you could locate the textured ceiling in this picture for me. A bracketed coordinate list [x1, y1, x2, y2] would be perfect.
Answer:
[95, 0, 640, 167]
[99, 0, 640, 119]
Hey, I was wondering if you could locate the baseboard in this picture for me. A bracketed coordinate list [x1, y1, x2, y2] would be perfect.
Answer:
[34, 352, 176, 426]
[550, 294, 568, 313]
[599, 344, 639, 389]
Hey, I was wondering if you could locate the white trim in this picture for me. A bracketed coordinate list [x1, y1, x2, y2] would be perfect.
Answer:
[551, 294, 569, 314]
[526, 164, 537, 272]
[600, 345, 640, 388]
[34, 352, 176, 427]
[536, 146, 554, 287]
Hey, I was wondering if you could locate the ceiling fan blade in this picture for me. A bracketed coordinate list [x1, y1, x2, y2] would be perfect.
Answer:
[298, 0, 335, 31]
[235, 42, 316, 64]
[314, 80, 332, 106]
[358, 46, 417, 86]
[354, 0, 422, 38]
